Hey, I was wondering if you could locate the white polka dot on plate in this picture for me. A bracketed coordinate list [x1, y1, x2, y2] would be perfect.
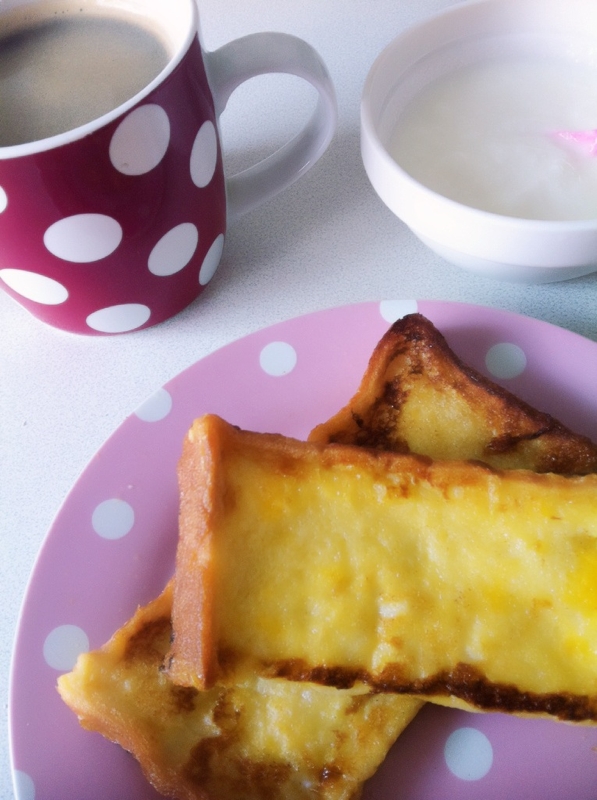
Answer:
[92, 498, 135, 539]
[44, 214, 122, 263]
[109, 104, 171, 175]
[148, 223, 199, 276]
[444, 727, 493, 781]
[379, 299, 419, 323]
[135, 387, 173, 422]
[86, 303, 151, 333]
[13, 770, 35, 800]
[190, 120, 218, 188]
[199, 233, 224, 286]
[0, 185, 7, 213]
[43, 624, 89, 671]
[260, 341, 298, 376]
[0, 268, 68, 305]
[485, 342, 527, 379]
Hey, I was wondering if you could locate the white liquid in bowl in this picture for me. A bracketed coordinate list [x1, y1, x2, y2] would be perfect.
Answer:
[390, 55, 597, 221]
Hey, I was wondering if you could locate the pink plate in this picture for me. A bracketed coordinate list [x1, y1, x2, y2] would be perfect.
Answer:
[9, 300, 597, 800]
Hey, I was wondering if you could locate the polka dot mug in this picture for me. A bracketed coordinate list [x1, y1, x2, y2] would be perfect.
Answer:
[0, 0, 337, 334]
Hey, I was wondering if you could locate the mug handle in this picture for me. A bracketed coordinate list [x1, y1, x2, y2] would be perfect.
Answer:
[205, 32, 337, 221]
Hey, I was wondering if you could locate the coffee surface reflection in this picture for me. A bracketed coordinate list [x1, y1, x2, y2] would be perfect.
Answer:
[0, 10, 170, 146]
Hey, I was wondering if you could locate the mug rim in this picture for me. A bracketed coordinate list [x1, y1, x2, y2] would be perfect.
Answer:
[0, 0, 198, 160]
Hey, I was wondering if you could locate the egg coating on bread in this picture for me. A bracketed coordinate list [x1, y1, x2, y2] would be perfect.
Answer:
[58, 583, 418, 800]
[310, 313, 597, 474]
[168, 414, 597, 722]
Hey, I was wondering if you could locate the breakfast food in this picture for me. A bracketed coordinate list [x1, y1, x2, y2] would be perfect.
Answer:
[58, 582, 415, 800]
[58, 313, 597, 800]
[167, 413, 597, 723]
[389, 54, 597, 221]
[309, 312, 597, 473]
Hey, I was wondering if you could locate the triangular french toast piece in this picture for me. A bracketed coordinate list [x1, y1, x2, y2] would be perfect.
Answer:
[167, 413, 597, 724]
[59, 582, 416, 800]
[310, 313, 597, 473]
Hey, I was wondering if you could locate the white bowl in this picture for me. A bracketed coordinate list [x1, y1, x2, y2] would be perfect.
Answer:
[360, 0, 597, 283]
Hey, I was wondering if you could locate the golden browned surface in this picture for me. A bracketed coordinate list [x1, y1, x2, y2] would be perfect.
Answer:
[308, 311, 597, 727]
[310, 313, 597, 474]
[58, 583, 417, 800]
[169, 414, 597, 722]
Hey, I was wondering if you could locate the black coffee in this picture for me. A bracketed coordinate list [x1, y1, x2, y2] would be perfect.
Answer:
[0, 10, 171, 146]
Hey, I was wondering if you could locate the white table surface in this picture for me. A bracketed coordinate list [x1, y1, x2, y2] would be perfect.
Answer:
[2, 0, 597, 796]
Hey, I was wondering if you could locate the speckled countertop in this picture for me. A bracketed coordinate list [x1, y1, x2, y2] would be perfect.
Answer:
[2, 0, 597, 797]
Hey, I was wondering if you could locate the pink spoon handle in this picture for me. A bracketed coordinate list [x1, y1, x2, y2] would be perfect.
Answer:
[553, 128, 597, 155]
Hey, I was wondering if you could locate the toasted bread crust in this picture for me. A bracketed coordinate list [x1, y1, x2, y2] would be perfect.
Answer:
[59, 584, 212, 800]
[268, 660, 597, 722]
[168, 418, 219, 689]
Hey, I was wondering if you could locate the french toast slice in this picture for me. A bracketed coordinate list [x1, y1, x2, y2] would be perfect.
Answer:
[58, 582, 416, 800]
[310, 312, 597, 473]
[58, 313, 597, 800]
[168, 413, 597, 723]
